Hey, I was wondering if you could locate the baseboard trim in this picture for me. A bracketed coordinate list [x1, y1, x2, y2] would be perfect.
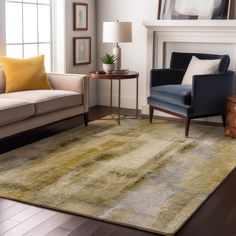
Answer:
[93, 105, 223, 127]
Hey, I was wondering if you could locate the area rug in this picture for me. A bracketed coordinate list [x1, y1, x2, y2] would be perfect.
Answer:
[0, 117, 236, 235]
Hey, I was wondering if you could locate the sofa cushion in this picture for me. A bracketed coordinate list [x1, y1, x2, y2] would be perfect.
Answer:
[0, 99, 35, 126]
[0, 90, 83, 115]
[0, 55, 51, 93]
[150, 85, 192, 107]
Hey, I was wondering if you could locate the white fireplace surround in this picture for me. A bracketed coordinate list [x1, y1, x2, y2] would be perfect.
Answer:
[142, 20, 236, 118]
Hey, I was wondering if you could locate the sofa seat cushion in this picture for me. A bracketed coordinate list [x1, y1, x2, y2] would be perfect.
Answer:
[150, 85, 192, 107]
[0, 90, 83, 115]
[0, 99, 35, 126]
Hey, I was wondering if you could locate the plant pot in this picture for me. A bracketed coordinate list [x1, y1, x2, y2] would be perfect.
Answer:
[103, 63, 115, 74]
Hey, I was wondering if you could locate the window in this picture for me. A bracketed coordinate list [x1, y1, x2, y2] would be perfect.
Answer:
[5, 0, 52, 71]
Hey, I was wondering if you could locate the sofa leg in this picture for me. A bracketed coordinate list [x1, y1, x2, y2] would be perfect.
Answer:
[185, 117, 191, 137]
[83, 112, 89, 126]
[222, 114, 226, 127]
[149, 106, 154, 123]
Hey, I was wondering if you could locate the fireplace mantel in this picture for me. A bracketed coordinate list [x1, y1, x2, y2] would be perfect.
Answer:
[143, 20, 236, 69]
[142, 20, 236, 116]
[143, 20, 236, 32]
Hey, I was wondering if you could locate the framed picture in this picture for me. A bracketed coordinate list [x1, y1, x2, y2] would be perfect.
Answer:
[160, 0, 231, 20]
[73, 3, 88, 31]
[73, 37, 91, 65]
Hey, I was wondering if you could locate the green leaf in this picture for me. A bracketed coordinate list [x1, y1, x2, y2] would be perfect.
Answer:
[100, 53, 117, 64]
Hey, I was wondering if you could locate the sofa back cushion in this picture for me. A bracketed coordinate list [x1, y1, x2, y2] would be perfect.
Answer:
[170, 52, 230, 74]
[0, 67, 6, 94]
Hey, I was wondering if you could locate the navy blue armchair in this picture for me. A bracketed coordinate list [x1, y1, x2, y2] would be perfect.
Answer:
[148, 52, 235, 137]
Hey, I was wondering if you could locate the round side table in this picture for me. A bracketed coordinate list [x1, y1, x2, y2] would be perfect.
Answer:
[225, 95, 236, 138]
[90, 71, 139, 125]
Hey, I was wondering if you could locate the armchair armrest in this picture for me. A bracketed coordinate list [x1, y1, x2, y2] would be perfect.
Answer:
[151, 69, 185, 87]
[192, 71, 235, 116]
[47, 73, 89, 112]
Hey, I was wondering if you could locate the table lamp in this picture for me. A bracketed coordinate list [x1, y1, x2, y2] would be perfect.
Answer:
[103, 21, 132, 72]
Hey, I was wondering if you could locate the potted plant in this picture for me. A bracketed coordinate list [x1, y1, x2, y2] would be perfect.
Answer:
[100, 53, 116, 74]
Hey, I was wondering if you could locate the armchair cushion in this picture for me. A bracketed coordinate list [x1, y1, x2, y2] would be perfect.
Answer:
[182, 56, 220, 85]
[151, 84, 192, 107]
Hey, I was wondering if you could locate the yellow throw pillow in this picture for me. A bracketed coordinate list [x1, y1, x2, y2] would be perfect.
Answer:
[0, 55, 51, 93]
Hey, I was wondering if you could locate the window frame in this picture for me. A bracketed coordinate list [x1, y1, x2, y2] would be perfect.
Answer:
[5, 0, 53, 71]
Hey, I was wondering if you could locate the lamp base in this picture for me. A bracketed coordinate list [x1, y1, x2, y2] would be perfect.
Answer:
[113, 44, 121, 70]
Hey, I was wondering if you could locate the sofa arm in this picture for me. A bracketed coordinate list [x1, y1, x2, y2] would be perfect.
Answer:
[192, 71, 235, 116]
[151, 69, 185, 87]
[47, 73, 89, 112]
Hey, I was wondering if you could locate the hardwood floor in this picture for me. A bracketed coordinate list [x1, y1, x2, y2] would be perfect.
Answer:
[0, 106, 236, 236]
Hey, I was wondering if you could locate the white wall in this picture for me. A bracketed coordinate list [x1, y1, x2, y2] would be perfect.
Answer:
[96, 0, 157, 109]
[65, 0, 97, 107]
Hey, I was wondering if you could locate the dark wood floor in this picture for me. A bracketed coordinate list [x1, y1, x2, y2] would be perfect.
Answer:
[0, 106, 236, 236]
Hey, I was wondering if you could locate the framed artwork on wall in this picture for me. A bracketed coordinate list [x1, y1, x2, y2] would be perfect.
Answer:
[73, 37, 91, 65]
[73, 3, 88, 31]
[159, 0, 231, 20]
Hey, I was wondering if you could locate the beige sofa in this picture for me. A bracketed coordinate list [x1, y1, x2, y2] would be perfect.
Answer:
[0, 67, 89, 140]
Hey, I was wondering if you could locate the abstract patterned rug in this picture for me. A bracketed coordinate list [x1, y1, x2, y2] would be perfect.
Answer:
[0, 117, 236, 235]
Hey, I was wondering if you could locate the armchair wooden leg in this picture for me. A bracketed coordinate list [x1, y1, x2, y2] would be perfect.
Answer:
[185, 117, 191, 137]
[149, 106, 154, 123]
[83, 112, 89, 126]
[222, 114, 226, 127]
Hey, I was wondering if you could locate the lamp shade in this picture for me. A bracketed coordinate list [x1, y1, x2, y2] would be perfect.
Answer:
[103, 22, 132, 43]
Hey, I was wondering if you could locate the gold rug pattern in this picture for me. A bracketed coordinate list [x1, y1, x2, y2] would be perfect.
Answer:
[0, 118, 236, 235]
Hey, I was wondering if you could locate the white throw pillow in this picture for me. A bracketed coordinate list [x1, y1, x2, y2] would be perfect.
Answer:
[182, 56, 221, 85]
